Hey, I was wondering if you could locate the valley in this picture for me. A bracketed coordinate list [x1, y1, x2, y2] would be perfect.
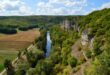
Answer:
[0, 8, 110, 75]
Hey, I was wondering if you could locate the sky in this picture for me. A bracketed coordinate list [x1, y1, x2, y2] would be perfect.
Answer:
[0, 0, 110, 16]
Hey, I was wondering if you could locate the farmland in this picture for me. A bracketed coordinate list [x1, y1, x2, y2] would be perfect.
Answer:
[0, 29, 40, 50]
[0, 29, 40, 72]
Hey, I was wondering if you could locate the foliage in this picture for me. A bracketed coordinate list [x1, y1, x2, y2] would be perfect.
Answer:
[26, 49, 44, 68]
[4, 59, 15, 75]
[78, 8, 110, 75]
[35, 29, 47, 52]
[0, 26, 17, 34]
[85, 50, 92, 58]
[68, 56, 77, 67]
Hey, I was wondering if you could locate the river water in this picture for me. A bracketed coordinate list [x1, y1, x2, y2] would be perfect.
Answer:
[46, 31, 52, 57]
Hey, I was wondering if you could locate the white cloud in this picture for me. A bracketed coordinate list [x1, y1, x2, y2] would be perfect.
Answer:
[84, 2, 110, 15]
[0, 0, 100, 15]
[36, 0, 88, 15]
[101, 2, 110, 9]
[0, 0, 33, 16]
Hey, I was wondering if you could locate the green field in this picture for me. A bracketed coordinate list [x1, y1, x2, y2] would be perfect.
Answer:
[0, 50, 18, 72]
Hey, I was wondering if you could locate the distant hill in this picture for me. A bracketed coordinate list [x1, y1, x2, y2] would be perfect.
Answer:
[0, 15, 81, 34]
[0, 16, 81, 26]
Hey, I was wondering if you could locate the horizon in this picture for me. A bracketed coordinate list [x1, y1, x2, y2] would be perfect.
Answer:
[0, 0, 110, 16]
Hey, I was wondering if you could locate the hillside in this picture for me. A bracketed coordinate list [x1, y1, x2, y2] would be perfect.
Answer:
[0, 16, 81, 26]
[0, 16, 81, 34]
[77, 8, 110, 75]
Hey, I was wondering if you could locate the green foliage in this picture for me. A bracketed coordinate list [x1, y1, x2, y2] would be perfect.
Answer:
[15, 63, 30, 75]
[35, 59, 54, 75]
[18, 25, 38, 31]
[26, 49, 44, 68]
[0, 64, 3, 72]
[4, 59, 15, 75]
[85, 50, 92, 58]
[68, 56, 77, 67]
[0, 26, 17, 34]
[35, 29, 47, 52]
[77, 8, 110, 75]
[85, 49, 110, 75]
[85, 64, 110, 75]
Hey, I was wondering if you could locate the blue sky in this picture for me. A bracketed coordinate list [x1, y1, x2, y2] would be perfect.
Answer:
[0, 0, 110, 15]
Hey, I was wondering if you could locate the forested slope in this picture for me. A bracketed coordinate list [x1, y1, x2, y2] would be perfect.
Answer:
[78, 8, 110, 75]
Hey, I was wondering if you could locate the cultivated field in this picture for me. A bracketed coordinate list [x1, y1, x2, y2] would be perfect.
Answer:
[0, 29, 40, 50]
[0, 29, 40, 72]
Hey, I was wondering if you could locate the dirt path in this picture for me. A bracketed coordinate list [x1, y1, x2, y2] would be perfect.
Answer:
[71, 39, 92, 75]
[71, 39, 84, 60]
[73, 59, 91, 75]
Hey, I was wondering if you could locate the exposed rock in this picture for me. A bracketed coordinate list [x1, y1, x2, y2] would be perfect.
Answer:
[81, 29, 88, 46]
[61, 19, 71, 30]
[89, 37, 95, 50]
[73, 24, 80, 32]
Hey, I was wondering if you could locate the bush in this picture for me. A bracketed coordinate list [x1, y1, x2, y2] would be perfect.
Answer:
[19, 25, 38, 31]
[35, 59, 54, 75]
[0, 27, 17, 34]
[85, 50, 92, 58]
[26, 49, 44, 68]
[68, 57, 77, 68]
[4, 59, 15, 75]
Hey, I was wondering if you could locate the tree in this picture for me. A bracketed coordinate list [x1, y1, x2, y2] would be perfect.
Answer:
[26, 49, 44, 68]
[4, 59, 15, 75]
[68, 56, 77, 68]
[35, 60, 54, 75]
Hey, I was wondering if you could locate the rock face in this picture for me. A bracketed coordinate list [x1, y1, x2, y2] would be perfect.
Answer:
[73, 24, 80, 32]
[89, 37, 94, 50]
[81, 29, 89, 46]
[61, 19, 71, 30]
[61, 19, 80, 32]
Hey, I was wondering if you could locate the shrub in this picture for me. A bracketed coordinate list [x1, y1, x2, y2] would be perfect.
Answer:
[68, 57, 77, 68]
[85, 50, 92, 58]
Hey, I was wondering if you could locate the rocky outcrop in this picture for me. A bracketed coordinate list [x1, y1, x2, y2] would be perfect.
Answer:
[73, 24, 80, 32]
[61, 19, 72, 31]
[89, 37, 94, 50]
[81, 29, 89, 46]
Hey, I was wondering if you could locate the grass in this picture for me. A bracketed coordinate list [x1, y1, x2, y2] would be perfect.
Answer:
[0, 50, 18, 72]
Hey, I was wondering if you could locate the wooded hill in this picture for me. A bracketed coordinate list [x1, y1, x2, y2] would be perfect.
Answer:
[77, 8, 110, 75]
[0, 16, 80, 34]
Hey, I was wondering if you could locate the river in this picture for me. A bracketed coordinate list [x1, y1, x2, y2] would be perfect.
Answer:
[46, 31, 52, 57]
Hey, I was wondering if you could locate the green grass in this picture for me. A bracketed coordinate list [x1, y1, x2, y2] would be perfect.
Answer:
[0, 64, 4, 72]
[0, 50, 18, 72]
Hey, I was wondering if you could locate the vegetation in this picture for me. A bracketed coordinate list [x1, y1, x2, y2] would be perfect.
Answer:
[1, 8, 110, 75]
[0, 16, 81, 33]
[78, 8, 110, 75]
[0, 51, 17, 72]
